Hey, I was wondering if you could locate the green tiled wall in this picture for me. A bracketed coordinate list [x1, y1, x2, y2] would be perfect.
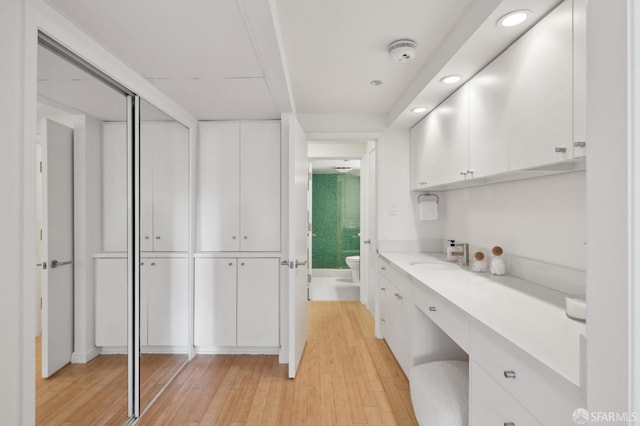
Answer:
[312, 173, 360, 269]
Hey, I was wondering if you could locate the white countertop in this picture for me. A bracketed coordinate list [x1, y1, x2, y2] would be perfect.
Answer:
[379, 252, 586, 387]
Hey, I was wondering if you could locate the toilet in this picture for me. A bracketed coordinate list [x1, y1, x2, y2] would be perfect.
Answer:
[345, 256, 360, 283]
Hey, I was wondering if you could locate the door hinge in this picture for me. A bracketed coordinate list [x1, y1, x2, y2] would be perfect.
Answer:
[308, 274, 312, 283]
[39, 161, 42, 173]
[40, 229, 43, 241]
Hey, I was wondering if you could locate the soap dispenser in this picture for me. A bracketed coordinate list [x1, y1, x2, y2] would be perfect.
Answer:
[446, 240, 457, 261]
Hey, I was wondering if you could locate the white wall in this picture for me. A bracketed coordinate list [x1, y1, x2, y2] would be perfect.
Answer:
[0, 0, 30, 424]
[377, 127, 443, 251]
[586, 0, 632, 418]
[442, 171, 587, 270]
[72, 115, 103, 362]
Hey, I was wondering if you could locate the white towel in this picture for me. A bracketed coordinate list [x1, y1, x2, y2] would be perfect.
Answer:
[419, 198, 438, 221]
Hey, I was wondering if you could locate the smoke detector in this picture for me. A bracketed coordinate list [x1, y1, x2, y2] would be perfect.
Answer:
[387, 39, 417, 62]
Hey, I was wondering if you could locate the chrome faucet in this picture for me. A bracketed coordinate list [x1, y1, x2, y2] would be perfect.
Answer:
[450, 243, 469, 266]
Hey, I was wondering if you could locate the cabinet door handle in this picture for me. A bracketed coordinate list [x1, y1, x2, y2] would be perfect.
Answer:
[380, 287, 386, 291]
[232, 236, 237, 239]
[574, 141, 586, 148]
[381, 318, 385, 322]
[503, 370, 516, 379]
[144, 236, 149, 240]
[240, 262, 245, 266]
[429, 306, 436, 312]
[466, 169, 474, 176]
[555, 147, 567, 153]
[460, 171, 467, 176]
[155, 236, 161, 240]
[243, 236, 248, 240]
[380, 266, 386, 271]
[150, 262, 156, 266]
[398, 295, 403, 300]
[228, 262, 233, 266]
[504, 423, 515, 426]
[363, 239, 371, 244]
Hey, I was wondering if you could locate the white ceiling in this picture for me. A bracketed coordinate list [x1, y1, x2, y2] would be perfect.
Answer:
[43, 0, 563, 132]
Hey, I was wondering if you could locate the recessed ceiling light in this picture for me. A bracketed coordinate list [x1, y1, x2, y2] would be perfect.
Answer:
[411, 107, 427, 113]
[440, 75, 461, 85]
[497, 10, 530, 28]
[370, 80, 383, 86]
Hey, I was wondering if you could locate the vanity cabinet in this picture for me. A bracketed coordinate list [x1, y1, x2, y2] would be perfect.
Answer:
[410, 0, 585, 190]
[198, 121, 281, 252]
[102, 122, 189, 253]
[194, 257, 279, 348]
[379, 259, 413, 375]
[95, 256, 189, 349]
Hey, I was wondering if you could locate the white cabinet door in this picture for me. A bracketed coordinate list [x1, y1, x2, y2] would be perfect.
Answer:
[410, 118, 429, 190]
[413, 84, 469, 187]
[198, 122, 241, 251]
[194, 258, 237, 347]
[237, 258, 279, 346]
[240, 122, 281, 251]
[95, 258, 128, 347]
[572, 0, 587, 158]
[148, 123, 189, 252]
[102, 123, 127, 252]
[428, 84, 469, 185]
[468, 72, 509, 179]
[144, 258, 189, 346]
[502, 0, 573, 170]
[140, 131, 155, 252]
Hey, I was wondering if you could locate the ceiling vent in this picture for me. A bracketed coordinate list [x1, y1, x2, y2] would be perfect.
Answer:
[388, 39, 417, 62]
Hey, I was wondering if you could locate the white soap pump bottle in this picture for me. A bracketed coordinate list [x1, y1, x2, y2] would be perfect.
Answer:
[446, 240, 457, 261]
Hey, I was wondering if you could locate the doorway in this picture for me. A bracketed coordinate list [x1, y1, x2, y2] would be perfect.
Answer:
[307, 140, 375, 305]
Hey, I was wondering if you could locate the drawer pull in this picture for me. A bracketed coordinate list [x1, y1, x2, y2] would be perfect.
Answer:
[555, 147, 567, 153]
[504, 423, 515, 426]
[381, 266, 386, 271]
[503, 370, 516, 379]
[394, 293, 400, 298]
[429, 306, 437, 312]
[381, 287, 386, 291]
[381, 318, 385, 322]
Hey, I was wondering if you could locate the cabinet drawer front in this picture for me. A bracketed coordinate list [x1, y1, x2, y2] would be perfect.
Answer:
[470, 360, 542, 426]
[414, 283, 470, 352]
[470, 322, 584, 425]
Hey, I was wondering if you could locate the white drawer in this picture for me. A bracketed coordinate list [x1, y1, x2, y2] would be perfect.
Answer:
[470, 360, 542, 426]
[413, 282, 470, 352]
[470, 322, 584, 425]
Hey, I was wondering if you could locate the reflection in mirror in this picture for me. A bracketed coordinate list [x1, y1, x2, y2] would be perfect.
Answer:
[36, 43, 130, 423]
[138, 99, 190, 414]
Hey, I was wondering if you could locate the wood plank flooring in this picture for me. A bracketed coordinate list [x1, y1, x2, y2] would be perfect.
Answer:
[139, 302, 418, 425]
[36, 337, 187, 425]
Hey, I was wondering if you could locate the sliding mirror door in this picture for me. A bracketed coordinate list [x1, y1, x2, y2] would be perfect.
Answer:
[36, 41, 131, 424]
[138, 100, 190, 414]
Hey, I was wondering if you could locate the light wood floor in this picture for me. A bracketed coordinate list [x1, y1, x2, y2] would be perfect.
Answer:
[36, 337, 186, 425]
[139, 302, 418, 425]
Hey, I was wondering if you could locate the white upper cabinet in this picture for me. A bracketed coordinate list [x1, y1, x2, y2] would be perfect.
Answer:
[102, 123, 128, 252]
[239, 122, 281, 251]
[102, 121, 189, 252]
[410, 0, 582, 190]
[499, 0, 573, 171]
[411, 85, 469, 189]
[198, 121, 281, 252]
[572, 0, 587, 158]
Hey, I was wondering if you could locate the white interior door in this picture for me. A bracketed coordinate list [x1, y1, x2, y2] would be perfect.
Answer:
[41, 119, 74, 378]
[287, 115, 309, 378]
[365, 146, 378, 321]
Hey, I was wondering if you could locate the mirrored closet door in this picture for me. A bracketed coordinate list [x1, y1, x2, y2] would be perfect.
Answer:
[35, 34, 192, 424]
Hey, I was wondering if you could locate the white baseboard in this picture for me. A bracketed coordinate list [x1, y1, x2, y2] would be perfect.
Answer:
[71, 347, 100, 364]
[196, 346, 280, 355]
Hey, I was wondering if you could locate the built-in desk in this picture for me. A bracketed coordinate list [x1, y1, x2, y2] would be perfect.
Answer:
[379, 252, 586, 425]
